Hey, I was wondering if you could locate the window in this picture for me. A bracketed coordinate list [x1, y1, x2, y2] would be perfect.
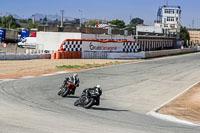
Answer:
[164, 9, 175, 14]
[170, 24, 175, 28]
[167, 17, 175, 21]
[164, 24, 168, 27]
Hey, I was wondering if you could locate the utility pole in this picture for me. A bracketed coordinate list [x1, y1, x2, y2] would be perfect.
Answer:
[32, 15, 35, 24]
[79, 10, 82, 27]
[192, 19, 194, 29]
[130, 15, 132, 24]
[166, 0, 168, 6]
[60, 10, 64, 27]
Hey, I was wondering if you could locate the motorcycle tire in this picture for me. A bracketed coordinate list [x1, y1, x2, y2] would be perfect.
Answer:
[61, 87, 70, 97]
[57, 89, 62, 95]
[83, 98, 94, 109]
[74, 100, 80, 106]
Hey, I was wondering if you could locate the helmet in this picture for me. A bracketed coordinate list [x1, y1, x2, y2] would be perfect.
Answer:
[96, 85, 101, 89]
[73, 73, 78, 77]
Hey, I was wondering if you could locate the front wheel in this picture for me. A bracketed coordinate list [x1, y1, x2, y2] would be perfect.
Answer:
[74, 99, 80, 106]
[83, 98, 94, 109]
[57, 89, 62, 95]
[61, 87, 70, 97]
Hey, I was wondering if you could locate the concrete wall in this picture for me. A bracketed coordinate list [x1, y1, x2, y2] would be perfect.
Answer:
[0, 53, 51, 60]
[0, 43, 25, 54]
[107, 52, 145, 59]
[197, 46, 200, 51]
[145, 48, 197, 58]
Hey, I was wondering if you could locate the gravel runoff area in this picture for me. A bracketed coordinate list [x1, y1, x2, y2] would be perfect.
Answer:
[0, 58, 200, 124]
[0, 59, 137, 79]
[158, 82, 200, 124]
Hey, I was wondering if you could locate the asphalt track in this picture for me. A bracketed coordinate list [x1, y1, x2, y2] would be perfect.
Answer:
[1, 53, 200, 133]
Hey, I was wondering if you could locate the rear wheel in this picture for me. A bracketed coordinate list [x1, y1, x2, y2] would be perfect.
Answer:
[83, 98, 94, 109]
[61, 87, 70, 97]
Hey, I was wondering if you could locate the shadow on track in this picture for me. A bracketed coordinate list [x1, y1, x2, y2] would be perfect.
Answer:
[91, 107, 129, 112]
[65, 96, 80, 98]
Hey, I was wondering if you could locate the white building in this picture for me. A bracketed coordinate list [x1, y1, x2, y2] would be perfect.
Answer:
[154, 5, 181, 36]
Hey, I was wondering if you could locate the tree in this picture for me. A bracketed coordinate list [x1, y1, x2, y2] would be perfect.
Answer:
[126, 23, 136, 31]
[26, 23, 41, 30]
[43, 16, 47, 21]
[130, 18, 144, 25]
[180, 26, 190, 46]
[109, 19, 125, 29]
[0, 15, 21, 29]
[85, 20, 98, 27]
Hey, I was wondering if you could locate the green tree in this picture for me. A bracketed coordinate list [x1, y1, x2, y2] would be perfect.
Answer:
[126, 23, 136, 31]
[43, 16, 47, 21]
[85, 20, 98, 27]
[180, 26, 190, 46]
[109, 19, 125, 29]
[0, 15, 21, 29]
[130, 18, 144, 25]
[26, 23, 41, 30]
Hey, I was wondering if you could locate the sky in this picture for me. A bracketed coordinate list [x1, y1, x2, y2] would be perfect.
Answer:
[0, 0, 200, 28]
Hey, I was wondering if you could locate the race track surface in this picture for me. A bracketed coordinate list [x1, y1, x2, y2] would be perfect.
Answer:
[1, 53, 200, 133]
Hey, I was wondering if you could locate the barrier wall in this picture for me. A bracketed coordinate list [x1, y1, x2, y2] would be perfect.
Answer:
[0, 53, 51, 60]
[145, 48, 197, 58]
[83, 51, 108, 59]
[107, 52, 145, 59]
[197, 46, 200, 51]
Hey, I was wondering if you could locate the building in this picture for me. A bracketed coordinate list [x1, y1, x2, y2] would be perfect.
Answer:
[154, 5, 181, 37]
[188, 29, 200, 45]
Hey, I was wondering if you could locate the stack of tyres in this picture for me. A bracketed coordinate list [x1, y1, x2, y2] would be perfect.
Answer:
[51, 52, 56, 59]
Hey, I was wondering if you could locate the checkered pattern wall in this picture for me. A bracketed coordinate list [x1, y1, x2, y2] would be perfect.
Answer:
[63, 41, 82, 52]
[123, 42, 140, 53]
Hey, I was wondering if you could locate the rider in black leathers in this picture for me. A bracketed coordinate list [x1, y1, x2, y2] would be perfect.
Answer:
[81, 85, 102, 105]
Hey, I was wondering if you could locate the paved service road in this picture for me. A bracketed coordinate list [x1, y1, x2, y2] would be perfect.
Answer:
[1, 53, 200, 133]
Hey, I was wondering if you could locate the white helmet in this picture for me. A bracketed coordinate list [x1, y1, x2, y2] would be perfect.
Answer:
[96, 85, 101, 89]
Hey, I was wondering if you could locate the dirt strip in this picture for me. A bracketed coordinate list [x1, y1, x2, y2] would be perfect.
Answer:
[158, 83, 200, 124]
[0, 59, 137, 79]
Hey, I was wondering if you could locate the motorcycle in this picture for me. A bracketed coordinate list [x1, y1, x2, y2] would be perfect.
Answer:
[58, 78, 76, 97]
[74, 87, 102, 109]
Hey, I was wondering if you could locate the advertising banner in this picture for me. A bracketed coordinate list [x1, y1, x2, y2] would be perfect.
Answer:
[82, 41, 123, 52]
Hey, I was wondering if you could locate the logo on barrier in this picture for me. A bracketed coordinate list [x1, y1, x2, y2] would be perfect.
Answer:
[89, 42, 117, 51]
[2, 43, 7, 48]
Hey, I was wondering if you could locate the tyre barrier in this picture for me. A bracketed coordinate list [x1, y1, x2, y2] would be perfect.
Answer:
[51, 51, 82, 59]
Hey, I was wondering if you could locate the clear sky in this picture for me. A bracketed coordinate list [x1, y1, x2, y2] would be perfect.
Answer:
[0, 0, 200, 28]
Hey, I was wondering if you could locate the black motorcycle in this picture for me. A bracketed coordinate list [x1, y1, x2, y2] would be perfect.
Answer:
[58, 78, 76, 97]
[74, 87, 102, 109]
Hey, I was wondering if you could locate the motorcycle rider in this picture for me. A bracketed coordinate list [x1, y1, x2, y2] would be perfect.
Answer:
[58, 73, 80, 95]
[65, 73, 80, 94]
[81, 85, 102, 105]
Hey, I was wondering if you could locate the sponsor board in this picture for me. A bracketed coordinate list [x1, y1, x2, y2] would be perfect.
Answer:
[82, 41, 123, 52]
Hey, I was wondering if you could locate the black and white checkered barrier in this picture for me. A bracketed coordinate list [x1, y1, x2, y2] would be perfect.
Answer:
[123, 42, 140, 53]
[63, 41, 82, 52]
